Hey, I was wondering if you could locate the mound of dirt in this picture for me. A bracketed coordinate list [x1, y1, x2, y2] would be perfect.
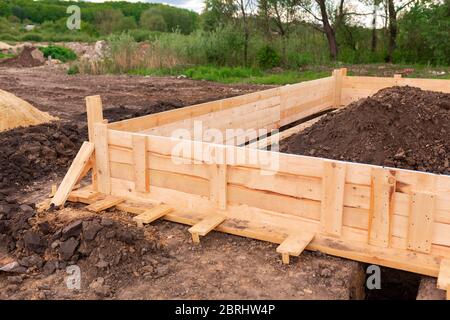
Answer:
[0, 90, 57, 132]
[0, 46, 45, 68]
[0, 122, 87, 191]
[280, 86, 450, 175]
[0, 199, 167, 298]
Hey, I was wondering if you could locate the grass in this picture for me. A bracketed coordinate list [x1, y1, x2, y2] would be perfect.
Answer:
[0, 52, 15, 59]
[127, 66, 329, 85]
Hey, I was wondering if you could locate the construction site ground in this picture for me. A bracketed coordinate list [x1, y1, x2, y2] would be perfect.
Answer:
[0, 65, 444, 300]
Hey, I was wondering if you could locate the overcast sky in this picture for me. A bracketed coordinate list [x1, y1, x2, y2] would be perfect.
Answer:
[86, 0, 205, 13]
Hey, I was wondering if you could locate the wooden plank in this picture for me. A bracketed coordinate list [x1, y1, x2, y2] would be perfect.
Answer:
[133, 204, 173, 227]
[94, 123, 111, 194]
[210, 163, 227, 210]
[320, 161, 346, 236]
[86, 195, 124, 212]
[276, 233, 315, 264]
[51, 141, 95, 207]
[68, 186, 99, 202]
[407, 191, 436, 253]
[333, 68, 346, 107]
[437, 259, 450, 290]
[132, 134, 149, 192]
[86, 95, 104, 142]
[369, 168, 396, 248]
[188, 214, 226, 243]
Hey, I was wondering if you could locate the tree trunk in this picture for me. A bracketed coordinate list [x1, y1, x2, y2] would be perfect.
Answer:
[316, 0, 338, 60]
[386, 0, 397, 62]
[371, 3, 377, 53]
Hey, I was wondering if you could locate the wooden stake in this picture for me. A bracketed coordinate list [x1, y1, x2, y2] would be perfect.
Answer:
[51, 141, 94, 208]
[93, 123, 111, 194]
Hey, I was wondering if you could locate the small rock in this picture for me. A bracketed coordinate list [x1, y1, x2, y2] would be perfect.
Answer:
[82, 220, 103, 241]
[38, 221, 52, 235]
[61, 220, 82, 240]
[19, 204, 34, 213]
[320, 268, 332, 278]
[0, 261, 27, 273]
[7, 275, 23, 284]
[51, 241, 60, 249]
[59, 238, 79, 261]
[101, 218, 114, 227]
[42, 261, 57, 276]
[105, 230, 116, 239]
[19, 255, 44, 268]
[23, 231, 46, 254]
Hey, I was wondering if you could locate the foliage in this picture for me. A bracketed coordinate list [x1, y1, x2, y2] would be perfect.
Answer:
[39, 45, 77, 62]
[257, 45, 281, 69]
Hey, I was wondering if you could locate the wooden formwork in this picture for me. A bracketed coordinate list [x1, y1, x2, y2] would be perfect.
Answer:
[52, 69, 450, 296]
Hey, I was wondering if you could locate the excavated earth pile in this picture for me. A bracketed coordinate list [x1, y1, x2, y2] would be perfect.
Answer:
[280, 86, 450, 175]
[0, 46, 45, 68]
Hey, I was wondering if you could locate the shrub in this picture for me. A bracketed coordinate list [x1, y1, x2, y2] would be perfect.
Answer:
[21, 33, 42, 42]
[39, 45, 77, 62]
[257, 45, 280, 69]
[67, 65, 79, 75]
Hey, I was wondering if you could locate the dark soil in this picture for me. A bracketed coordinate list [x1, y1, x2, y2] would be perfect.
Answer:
[280, 86, 450, 175]
[0, 46, 44, 68]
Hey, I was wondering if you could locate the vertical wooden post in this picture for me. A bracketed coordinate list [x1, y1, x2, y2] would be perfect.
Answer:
[93, 123, 111, 195]
[86, 95, 104, 190]
[407, 174, 436, 253]
[333, 68, 347, 108]
[132, 134, 149, 192]
[210, 146, 227, 210]
[320, 160, 346, 236]
[369, 168, 396, 248]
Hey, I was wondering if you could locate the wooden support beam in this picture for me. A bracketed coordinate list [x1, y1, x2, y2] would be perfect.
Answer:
[320, 161, 346, 236]
[51, 141, 95, 208]
[86, 195, 124, 212]
[93, 123, 111, 194]
[86, 95, 104, 142]
[132, 134, 149, 192]
[188, 214, 226, 244]
[86, 95, 104, 189]
[276, 233, 315, 264]
[68, 187, 99, 203]
[333, 68, 347, 108]
[369, 168, 396, 248]
[210, 163, 227, 210]
[437, 259, 450, 296]
[133, 204, 173, 227]
[407, 191, 435, 253]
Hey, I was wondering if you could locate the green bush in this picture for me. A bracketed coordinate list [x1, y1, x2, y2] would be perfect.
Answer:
[257, 45, 280, 69]
[285, 52, 314, 68]
[67, 65, 79, 75]
[21, 33, 42, 41]
[39, 45, 77, 62]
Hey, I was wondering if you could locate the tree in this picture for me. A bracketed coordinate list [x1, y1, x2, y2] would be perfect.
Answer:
[384, 0, 418, 62]
[202, 0, 236, 31]
[140, 9, 167, 31]
[94, 8, 125, 34]
[234, 0, 254, 65]
[262, 0, 301, 63]
[298, 0, 346, 60]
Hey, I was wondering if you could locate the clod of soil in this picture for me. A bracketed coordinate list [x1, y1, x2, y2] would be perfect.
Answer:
[0, 89, 57, 132]
[280, 86, 450, 175]
[0, 46, 45, 68]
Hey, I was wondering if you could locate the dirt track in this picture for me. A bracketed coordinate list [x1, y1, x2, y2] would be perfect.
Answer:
[0, 66, 265, 120]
